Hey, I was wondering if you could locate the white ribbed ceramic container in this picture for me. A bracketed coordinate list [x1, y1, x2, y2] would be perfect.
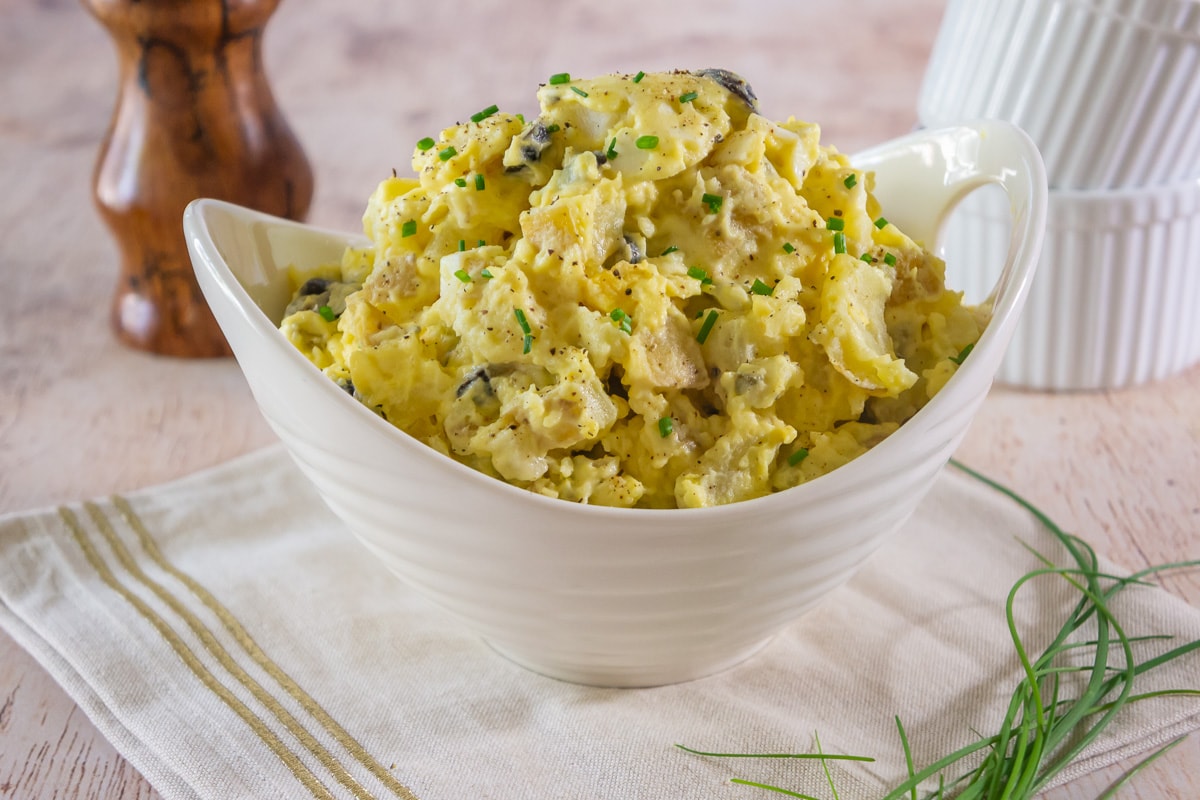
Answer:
[920, 0, 1200, 189]
[940, 176, 1200, 390]
[186, 121, 1046, 688]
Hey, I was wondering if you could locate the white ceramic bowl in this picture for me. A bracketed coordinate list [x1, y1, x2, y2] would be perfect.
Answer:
[919, 0, 1200, 189]
[940, 175, 1200, 390]
[185, 121, 1046, 687]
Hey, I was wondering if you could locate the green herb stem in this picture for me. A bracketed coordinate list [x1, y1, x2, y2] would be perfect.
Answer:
[1097, 737, 1187, 800]
[470, 104, 499, 123]
[729, 779, 818, 799]
[701, 192, 724, 214]
[697, 309, 718, 344]
[514, 308, 533, 354]
[680, 459, 1200, 800]
[674, 745, 874, 763]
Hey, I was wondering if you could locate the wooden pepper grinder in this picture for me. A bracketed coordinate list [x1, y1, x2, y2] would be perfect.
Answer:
[84, 0, 314, 357]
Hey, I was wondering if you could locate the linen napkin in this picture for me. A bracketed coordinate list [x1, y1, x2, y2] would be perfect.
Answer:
[1, 446, 1198, 800]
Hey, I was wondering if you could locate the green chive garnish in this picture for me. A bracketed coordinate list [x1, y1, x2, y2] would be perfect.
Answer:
[480, 269, 494, 279]
[438, 146, 457, 161]
[549, 72, 571, 85]
[697, 309, 718, 344]
[826, 216, 845, 231]
[782, 242, 796, 254]
[610, 309, 632, 334]
[470, 104, 499, 123]
[884, 252, 897, 266]
[606, 137, 618, 160]
[458, 239, 466, 252]
[950, 343, 974, 365]
[416, 137, 435, 151]
[635, 135, 659, 150]
[401, 219, 417, 238]
[317, 304, 336, 322]
[658, 416, 674, 438]
[844, 173, 857, 189]
[609, 308, 627, 322]
[687, 265, 710, 283]
[454, 269, 472, 283]
[474, 174, 486, 191]
[571, 86, 589, 98]
[478, 239, 486, 247]
[861, 253, 875, 263]
[679, 91, 699, 103]
[874, 216, 889, 229]
[633, 70, 646, 83]
[454, 177, 467, 187]
[750, 279, 774, 296]
[661, 245, 679, 256]
[787, 447, 809, 466]
[833, 232, 847, 254]
[545, 123, 561, 134]
[515, 308, 533, 353]
[701, 192, 723, 214]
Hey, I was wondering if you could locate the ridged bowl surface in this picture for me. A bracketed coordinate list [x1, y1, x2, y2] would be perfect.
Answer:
[941, 177, 1200, 390]
[920, 0, 1200, 189]
[185, 121, 1046, 686]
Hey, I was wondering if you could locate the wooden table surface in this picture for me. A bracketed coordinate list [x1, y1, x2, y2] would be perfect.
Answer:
[2, 0, 1197, 797]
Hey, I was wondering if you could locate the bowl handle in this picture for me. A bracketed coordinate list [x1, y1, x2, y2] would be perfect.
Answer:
[852, 121, 1047, 334]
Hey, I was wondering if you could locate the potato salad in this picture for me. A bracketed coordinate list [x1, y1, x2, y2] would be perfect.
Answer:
[280, 70, 985, 508]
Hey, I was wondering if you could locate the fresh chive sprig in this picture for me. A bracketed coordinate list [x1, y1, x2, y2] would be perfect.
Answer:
[678, 461, 1200, 800]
